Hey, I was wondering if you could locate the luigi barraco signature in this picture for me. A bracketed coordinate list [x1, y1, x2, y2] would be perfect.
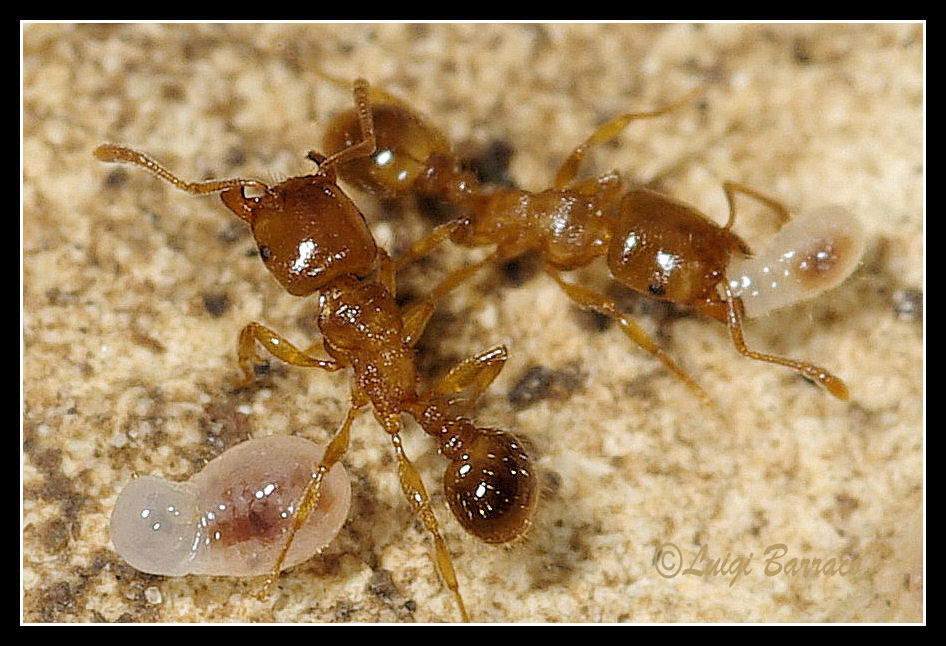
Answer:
[653, 542, 860, 587]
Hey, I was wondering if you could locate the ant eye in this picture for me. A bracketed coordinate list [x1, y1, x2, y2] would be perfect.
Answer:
[259, 245, 272, 261]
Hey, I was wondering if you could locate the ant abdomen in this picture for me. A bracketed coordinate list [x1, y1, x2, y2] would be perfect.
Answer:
[323, 102, 450, 199]
[607, 188, 748, 309]
[440, 425, 538, 544]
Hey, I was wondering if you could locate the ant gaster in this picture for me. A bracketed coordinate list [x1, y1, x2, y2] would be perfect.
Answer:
[322, 82, 852, 401]
[95, 79, 539, 622]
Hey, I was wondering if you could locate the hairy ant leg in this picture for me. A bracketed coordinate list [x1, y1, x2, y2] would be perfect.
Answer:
[553, 87, 702, 189]
[428, 344, 509, 411]
[720, 282, 849, 400]
[395, 220, 469, 272]
[236, 322, 345, 387]
[714, 183, 850, 400]
[313, 78, 376, 169]
[388, 427, 470, 622]
[259, 403, 363, 597]
[543, 266, 710, 401]
[721, 181, 791, 231]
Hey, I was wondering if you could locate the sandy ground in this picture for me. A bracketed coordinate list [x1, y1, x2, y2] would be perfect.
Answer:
[23, 23, 923, 623]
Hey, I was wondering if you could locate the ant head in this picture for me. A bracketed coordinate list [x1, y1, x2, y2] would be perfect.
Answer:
[322, 103, 450, 199]
[222, 174, 378, 296]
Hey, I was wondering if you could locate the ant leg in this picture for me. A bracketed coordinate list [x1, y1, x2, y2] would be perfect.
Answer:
[427, 345, 508, 412]
[394, 220, 467, 272]
[316, 78, 377, 171]
[388, 429, 470, 622]
[257, 404, 363, 598]
[376, 248, 397, 297]
[544, 266, 710, 402]
[554, 86, 701, 189]
[720, 281, 850, 400]
[721, 181, 791, 231]
[236, 322, 343, 387]
[400, 303, 436, 349]
[94, 144, 270, 218]
[400, 250, 502, 347]
[315, 67, 430, 115]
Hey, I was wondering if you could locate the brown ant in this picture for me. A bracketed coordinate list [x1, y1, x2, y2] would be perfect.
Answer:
[94, 79, 539, 622]
[321, 82, 855, 401]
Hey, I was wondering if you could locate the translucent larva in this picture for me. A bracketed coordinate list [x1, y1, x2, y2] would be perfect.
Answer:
[110, 436, 351, 577]
[728, 205, 865, 319]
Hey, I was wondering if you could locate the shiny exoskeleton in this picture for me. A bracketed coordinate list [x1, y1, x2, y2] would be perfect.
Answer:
[322, 83, 850, 401]
[94, 79, 538, 622]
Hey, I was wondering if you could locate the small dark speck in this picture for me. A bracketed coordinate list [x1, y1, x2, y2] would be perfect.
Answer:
[131, 329, 166, 353]
[509, 364, 585, 410]
[893, 287, 923, 321]
[46, 287, 78, 306]
[252, 361, 272, 379]
[577, 309, 611, 333]
[648, 283, 666, 296]
[40, 517, 71, 553]
[218, 220, 247, 245]
[835, 493, 860, 520]
[509, 365, 555, 408]
[502, 255, 539, 287]
[203, 292, 231, 318]
[105, 168, 128, 187]
[225, 147, 247, 167]
[368, 570, 398, 600]
[161, 83, 185, 102]
[792, 38, 812, 64]
[415, 194, 459, 224]
[407, 23, 430, 40]
[467, 139, 516, 187]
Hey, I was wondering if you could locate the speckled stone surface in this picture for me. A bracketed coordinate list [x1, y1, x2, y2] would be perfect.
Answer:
[23, 23, 923, 623]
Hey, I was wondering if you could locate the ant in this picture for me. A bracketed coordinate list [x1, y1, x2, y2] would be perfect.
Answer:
[94, 79, 538, 622]
[320, 81, 857, 401]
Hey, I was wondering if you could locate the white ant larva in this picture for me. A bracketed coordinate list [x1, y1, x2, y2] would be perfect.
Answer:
[727, 205, 865, 319]
[110, 436, 351, 577]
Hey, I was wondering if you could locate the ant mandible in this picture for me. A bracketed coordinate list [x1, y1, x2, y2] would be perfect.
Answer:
[321, 81, 855, 401]
[94, 79, 538, 622]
